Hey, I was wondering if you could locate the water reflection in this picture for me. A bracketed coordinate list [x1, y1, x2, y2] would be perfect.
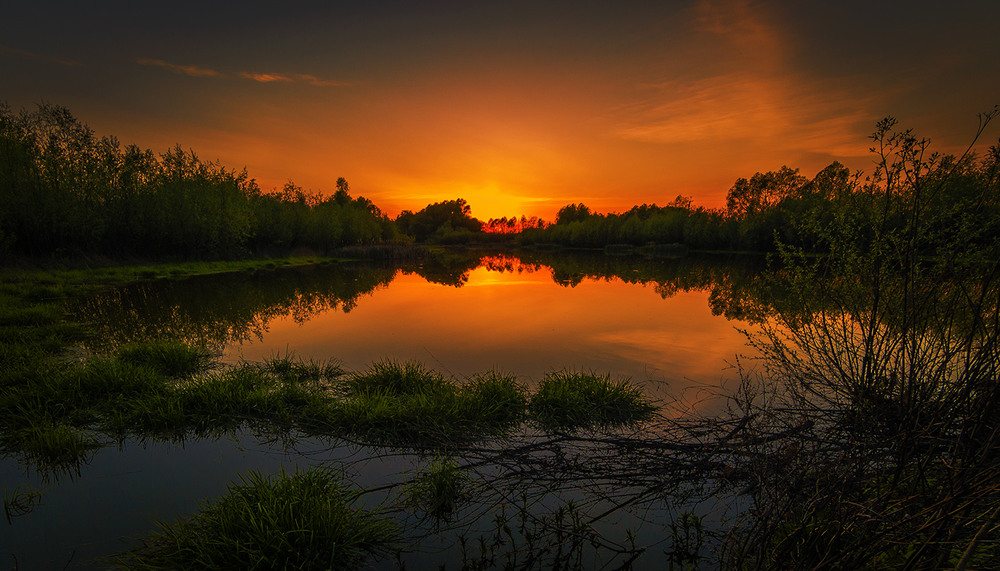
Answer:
[7, 251, 775, 568]
[74, 252, 766, 402]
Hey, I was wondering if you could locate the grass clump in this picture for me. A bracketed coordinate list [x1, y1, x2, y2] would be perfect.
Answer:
[261, 353, 344, 385]
[67, 357, 169, 404]
[529, 371, 656, 430]
[405, 457, 469, 520]
[461, 370, 527, 428]
[9, 421, 101, 471]
[113, 467, 397, 570]
[116, 339, 214, 378]
[328, 362, 528, 445]
[346, 359, 449, 396]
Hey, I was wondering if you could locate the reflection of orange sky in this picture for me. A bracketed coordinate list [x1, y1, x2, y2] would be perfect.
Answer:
[225, 266, 755, 410]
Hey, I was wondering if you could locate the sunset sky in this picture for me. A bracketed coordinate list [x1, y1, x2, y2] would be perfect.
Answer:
[3, 1, 997, 220]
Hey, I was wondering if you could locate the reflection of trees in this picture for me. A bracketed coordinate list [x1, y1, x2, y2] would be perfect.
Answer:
[403, 248, 487, 287]
[72, 249, 788, 361]
[513, 249, 772, 320]
[477, 253, 543, 275]
[74, 263, 398, 351]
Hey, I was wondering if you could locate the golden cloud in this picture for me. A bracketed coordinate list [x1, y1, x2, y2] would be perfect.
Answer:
[238, 71, 353, 87]
[136, 58, 220, 77]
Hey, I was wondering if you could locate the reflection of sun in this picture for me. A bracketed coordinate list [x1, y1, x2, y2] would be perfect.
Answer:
[466, 266, 547, 287]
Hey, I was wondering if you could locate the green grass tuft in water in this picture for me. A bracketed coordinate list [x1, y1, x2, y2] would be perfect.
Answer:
[116, 339, 214, 378]
[346, 359, 450, 396]
[405, 456, 469, 520]
[112, 467, 397, 570]
[529, 370, 657, 430]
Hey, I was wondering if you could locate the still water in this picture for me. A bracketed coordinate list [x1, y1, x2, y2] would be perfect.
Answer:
[2, 251, 764, 568]
[225, 264, 751, 403]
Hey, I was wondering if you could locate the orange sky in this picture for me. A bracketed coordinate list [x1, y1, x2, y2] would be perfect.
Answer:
[3, 1, 998, 220]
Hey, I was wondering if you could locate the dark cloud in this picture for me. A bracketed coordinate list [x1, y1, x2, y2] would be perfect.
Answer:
[0, 45, 79, 67]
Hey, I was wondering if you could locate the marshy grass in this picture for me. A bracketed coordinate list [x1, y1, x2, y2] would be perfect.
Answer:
[261, 352, 345, 385]
[117, 339, 215, 378]
[529, 371, 657, 430]
[346, 359, 450, 396]
[327, 361, 528, 445]
[461, 370, 527, 428]
[104, 357, 341, 437]
[7, 421, 101, 472]
[2, 344, 659, 470]
[113, 467, 397, 570]
[405, 456, 469, 520]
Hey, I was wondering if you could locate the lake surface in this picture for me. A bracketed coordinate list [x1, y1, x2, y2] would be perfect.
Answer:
[2, 251, 765, 568]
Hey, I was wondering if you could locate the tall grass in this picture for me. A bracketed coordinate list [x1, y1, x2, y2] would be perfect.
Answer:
[346, 359, 450, 396]
[331, 362, 527, 444]
[113, 468, 397, 570]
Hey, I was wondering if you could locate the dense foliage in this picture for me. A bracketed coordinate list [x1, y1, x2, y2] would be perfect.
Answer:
[521, 144, 1000, 253]
[725, 112, 1000, 568]
[394, 198, 483, 243]
[0, 104, 394, 258]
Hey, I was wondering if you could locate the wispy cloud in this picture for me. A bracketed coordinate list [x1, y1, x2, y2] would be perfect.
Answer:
[136, 58, 220, 77]
[136, 57, 351, 87]
[0, 44, 79, 66]
[611, 0, 886, 157]
[239, 71, 353, 87]
[238, 72, 292, 83]
[613, 73, 878, 156]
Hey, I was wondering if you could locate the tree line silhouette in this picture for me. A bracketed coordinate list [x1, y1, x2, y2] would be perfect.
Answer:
[3, 102, 997, 260]
[520, 152, 1000, 253]
[0, 104, 395, 259]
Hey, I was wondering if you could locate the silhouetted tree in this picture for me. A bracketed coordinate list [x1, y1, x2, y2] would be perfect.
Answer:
[395, 198, 482, 242]
[725, 166, 806, 219]
[555, 203, 592, 225]
[0, 102, 395, 258]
